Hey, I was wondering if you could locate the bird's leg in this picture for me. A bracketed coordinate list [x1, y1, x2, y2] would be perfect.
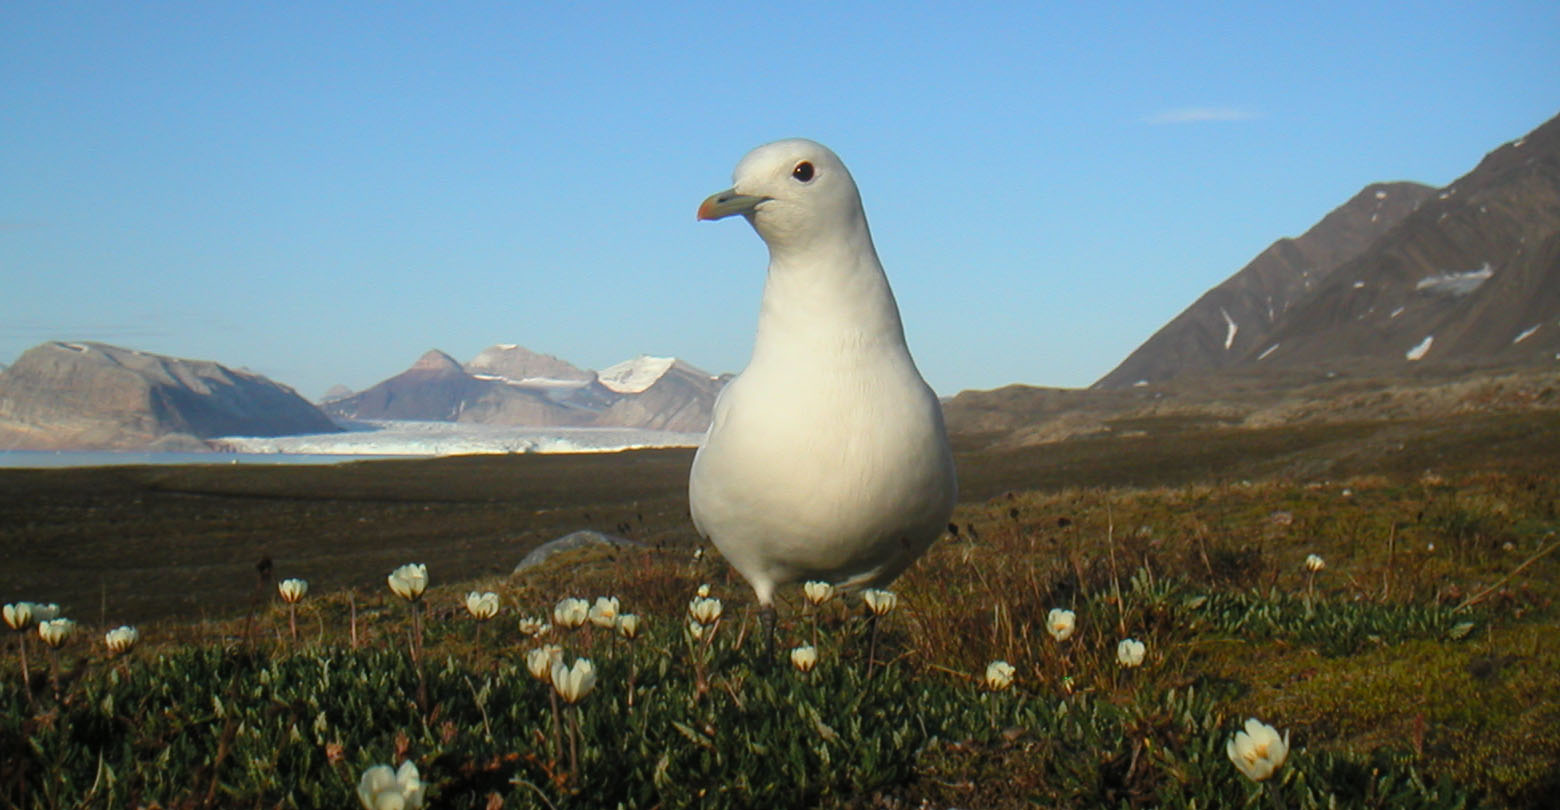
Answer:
[760, 602, 777, 672]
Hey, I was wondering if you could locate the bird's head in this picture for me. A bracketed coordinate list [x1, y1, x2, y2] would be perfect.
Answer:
[698, 139, 866, 256]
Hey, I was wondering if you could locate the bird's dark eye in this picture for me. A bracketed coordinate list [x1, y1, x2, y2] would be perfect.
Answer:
[792, 161, 815, 182]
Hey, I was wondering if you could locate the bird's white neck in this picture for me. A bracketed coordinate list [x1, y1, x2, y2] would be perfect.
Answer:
[750, 223, 910, 368]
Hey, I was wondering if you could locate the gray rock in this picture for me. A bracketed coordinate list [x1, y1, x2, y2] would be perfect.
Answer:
[513, 530, 644, 575]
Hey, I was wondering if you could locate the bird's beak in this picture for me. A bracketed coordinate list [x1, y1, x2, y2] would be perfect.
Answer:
[698, 189, 768, 221]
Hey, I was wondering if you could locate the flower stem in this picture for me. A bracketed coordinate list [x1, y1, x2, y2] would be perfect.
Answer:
[548, 689, 563, 772]
[409, 601, 423, 665]
[866, 613, 881, 679]
[690, 626, 712, 702]
[15, 634, 33, 707]
[567, 705, 581, 785]
[1264, 779, 1288, 810]
[626, 656, 637, 711]
[48, 646, 61, 703]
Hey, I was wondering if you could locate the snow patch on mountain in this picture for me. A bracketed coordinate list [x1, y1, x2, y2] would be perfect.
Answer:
[599, 355, 678, 393]
[1406, 335, 1434, 361]
[1416, 263, 1493, 297]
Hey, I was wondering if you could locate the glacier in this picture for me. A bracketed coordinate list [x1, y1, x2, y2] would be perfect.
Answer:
[213, 420, 703, 457]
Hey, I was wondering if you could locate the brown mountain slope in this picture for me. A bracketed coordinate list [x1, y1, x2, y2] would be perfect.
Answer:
[0, 342, 338, 450]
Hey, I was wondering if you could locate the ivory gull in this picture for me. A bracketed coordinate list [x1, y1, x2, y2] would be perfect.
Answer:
[690, 138, 957, 618]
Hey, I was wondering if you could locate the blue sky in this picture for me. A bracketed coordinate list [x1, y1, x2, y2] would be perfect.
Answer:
[3, 2, 1556, 398]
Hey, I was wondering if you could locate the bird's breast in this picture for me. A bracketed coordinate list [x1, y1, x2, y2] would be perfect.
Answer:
[691, 352, 955, 571]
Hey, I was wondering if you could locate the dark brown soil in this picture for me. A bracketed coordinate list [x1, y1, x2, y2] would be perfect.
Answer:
[4, 409, 1556, 625]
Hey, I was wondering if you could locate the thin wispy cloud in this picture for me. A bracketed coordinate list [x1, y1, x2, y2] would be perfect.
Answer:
[1143, 107, 1261, 125]
[0, 324, 172, 341]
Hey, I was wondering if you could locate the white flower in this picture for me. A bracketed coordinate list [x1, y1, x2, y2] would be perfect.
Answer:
[1227, 718, 1290, 781]
[1047, 608, 1076, 642]
[553, 597, 590, 629]
[551, 657, 597, 704]
[688, 596, 723, 626]
[38, 618, 75, 648]
[525, 645, 563, 682]
[387, 564, 428, 602]
[688, 619, 711, 642]
[802, 581, 835, 606]
[278, 578, 309, 604]
[5, 601, 61, 630]
[983, 660, 1016, 690]
[1304, 553, 1326, 572]
[588, 596, 620, 628]
[465, 591, 499, 621]
[357, 760, 425, 810]
[3, 602, 33, 631]
[516, 616, 550, 637]
[695, 584, 711, 598]
[790, 645, 818, 673]
[862, 589, 898, 616]
[1117, 638, 1146, 668]
[104, 625, 139, 655]
[615, 613, 641, 640]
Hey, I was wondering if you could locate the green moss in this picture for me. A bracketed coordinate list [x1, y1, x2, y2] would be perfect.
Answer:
[1215, 622, 1560, 805]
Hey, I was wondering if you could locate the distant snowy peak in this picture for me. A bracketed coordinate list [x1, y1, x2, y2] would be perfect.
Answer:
[598, 355, 712, 393]
[599, 355, 674, 393]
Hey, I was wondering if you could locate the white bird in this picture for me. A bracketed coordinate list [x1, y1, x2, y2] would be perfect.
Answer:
[690, 138, 957, 617]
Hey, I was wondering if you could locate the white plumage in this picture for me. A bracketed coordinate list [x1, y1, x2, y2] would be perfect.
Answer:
[690, 139, 957, 607]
